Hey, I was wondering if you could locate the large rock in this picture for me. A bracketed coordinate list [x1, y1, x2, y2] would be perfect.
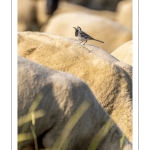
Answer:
[43, 12, 132, 53]
[111, 40, 132, 66]
[18, 31, 132, 142]
[18, 56, 132, 150]
[116, 1, 132, 29]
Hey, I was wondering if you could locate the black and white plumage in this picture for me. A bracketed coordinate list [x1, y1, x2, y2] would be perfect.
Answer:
[73, 26, 104, 45]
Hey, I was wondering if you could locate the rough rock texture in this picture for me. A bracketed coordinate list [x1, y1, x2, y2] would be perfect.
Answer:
[18, 56, 132, 150]
[116, 1, 132, 29]
[18, 31, 132, 142]
[43, 12, 132, 53]
[112, 40, 132, 66]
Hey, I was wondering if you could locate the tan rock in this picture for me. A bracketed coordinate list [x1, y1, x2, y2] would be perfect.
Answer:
[18, 31, 132, 142]
[116, 1, 132, 29]
[112, 40, 132, 66]
[43, 12, 132, 53]
[18, 56, 132, 150]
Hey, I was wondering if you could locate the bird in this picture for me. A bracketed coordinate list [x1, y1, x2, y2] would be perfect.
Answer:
[73, 26, 104, 45]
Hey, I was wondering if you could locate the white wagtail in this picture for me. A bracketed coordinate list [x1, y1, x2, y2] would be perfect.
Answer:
[73, 26, 104, 45]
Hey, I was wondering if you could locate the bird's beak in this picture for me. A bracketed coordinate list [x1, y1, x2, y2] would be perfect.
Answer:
[73, 27, 76, 29]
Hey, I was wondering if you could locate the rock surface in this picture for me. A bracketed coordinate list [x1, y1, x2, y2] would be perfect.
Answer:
[18, 31, 132, 142]
[112, 40, 132, 66]
[18, 56, 132, 150]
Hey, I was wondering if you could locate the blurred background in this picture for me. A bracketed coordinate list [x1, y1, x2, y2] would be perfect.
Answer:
[18, 0, 132, 53]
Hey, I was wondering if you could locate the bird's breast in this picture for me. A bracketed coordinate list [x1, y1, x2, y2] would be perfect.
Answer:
[78, 36, 86, 41]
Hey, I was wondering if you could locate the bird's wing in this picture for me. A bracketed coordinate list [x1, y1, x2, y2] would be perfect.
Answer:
[80, 31, 94, 40]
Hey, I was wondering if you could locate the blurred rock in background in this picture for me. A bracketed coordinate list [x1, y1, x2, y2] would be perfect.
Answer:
[18, 0, 132, 32]
[116, 0, 132, 29]
[18, 0, 37, 31]
[63, 0, 121, 11]
[52, 1, 116, 20]
[18, 0, 59, 31]
[47, 0, 59, 15]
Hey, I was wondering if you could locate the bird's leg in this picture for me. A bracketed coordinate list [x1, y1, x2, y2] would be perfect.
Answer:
[79, 41, 83, 44]
[83, 41, 87, 45]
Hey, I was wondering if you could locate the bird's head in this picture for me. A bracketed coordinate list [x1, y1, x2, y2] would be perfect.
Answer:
[76, 26, 82, 31]
[73, 26, 82, 36]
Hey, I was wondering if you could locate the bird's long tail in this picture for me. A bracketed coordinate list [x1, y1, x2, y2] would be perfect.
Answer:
[93, 38, 104, 43]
